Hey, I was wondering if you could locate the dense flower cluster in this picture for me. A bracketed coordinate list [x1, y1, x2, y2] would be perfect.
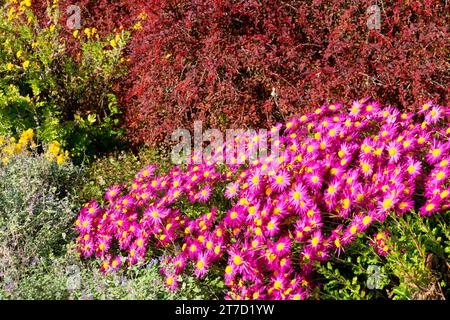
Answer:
[0, 129, 35, 165]
[0, 129, 68, 165]
[76, 100, 450, 299]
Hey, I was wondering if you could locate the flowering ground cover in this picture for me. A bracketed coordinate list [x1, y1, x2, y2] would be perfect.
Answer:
[75, 100, 450, 299]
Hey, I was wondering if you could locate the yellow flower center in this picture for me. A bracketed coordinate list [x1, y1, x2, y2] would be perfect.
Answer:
[233, 255, 243, 266]
[196, 260, 205, 269]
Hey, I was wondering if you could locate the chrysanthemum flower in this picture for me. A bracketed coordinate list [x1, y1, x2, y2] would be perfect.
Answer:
[273, 237, 291, 256]
[197, 185, 212, 202]
[420, 200, 440, 216]
[425, 106, 444, 124]
[386, 141, 401, 163]
[105, 185, 121, 201]
[309, 231, 322, 249]
[225, 182, 239, 199]
[194, 253, 209, 278]
[143, 206, 169, 227]
[404, 157, 422, 177]
[224, 208, 243, 228]
[270, 170, 291, 192]
[427, 139, 447, 164]
[172, 255, 187, 273]
[75, 99, 450, 300]
[165, 273, 178, 291]
[75, 215, 92, 233]
[265, 217, 280, 237]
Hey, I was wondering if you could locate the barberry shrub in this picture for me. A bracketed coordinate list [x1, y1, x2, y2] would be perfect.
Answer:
[122, 0, 448, 146]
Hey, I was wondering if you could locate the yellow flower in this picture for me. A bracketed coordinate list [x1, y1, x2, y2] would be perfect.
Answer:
[16, 50, 23, 58]
[73, 30, 79, 38]
[110, 39, 117, 48]
[22, 60, 30, 69]
[57, 154, 65, 165]
[14, 143, 23, 154]
[139, 12, 148, 20]
[20, 128, 34, 142]
[7, 6, 17, 19]
[133, 22, 142, 30]
[49, 25, 56, 33]
[84, 28, 91, 38]
[3, 145, 13, 155]
[6, 63, 14, 71]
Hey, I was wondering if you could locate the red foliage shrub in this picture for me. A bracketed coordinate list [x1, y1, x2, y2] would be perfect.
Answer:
[31, 0, 136, 34]
[29, 1, 449, 147]
[124, 0, 449, 146]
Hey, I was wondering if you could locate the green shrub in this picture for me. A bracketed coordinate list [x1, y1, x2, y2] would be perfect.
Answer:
[1, 243, 222, 300]
[0, 1, 128, 161]
[315, 212, 450, 300]
[0, 146, 222, 300]
[0, 153, 82, 294]
[77, 147, 170, 202]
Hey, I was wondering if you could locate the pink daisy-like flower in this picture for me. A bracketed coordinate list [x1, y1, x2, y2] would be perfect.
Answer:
[304, 172, 322, 189]
[425, 105, 444, 124]
[265, 217, 280, 237]
[172, 255, 187, 273]
[349, 100, 363, 117]
[386, 141, 402, 163]
[272, 199, 289, 217]
[271, 274, 287, 292]
[270, 170, 291, 192]
[137, 165, 156, 179]
[404, 156, 422, 178]
[359, 159, 373, 177]
[224, 208, 243, 228]
[197, 185, 212, 202]
[309, 231, 322, 249]
[194, 253, 209, 278]
[186, 240, 202, 259]
[83, 201, 100, 216]
[273, 237, 291, 256]
[378, 195, 397, 216]
[249, 170, 263, 191]
[143, 206, 169, 227]
[288, 183, 309, 210]
[225, 182, 239, 199]
[95, 235, 111, 257]
[79, 238, 95, 257]
[105, 185, 121, 201]
[165, 273, 178, 291]
[396, 199, 414, 215]
[224, 264, 236, 285]
[419, 200, 440, 216]
[110, 256, 123, 271]
[426, 139, 447, 164]
[75, 215, 92, 234]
